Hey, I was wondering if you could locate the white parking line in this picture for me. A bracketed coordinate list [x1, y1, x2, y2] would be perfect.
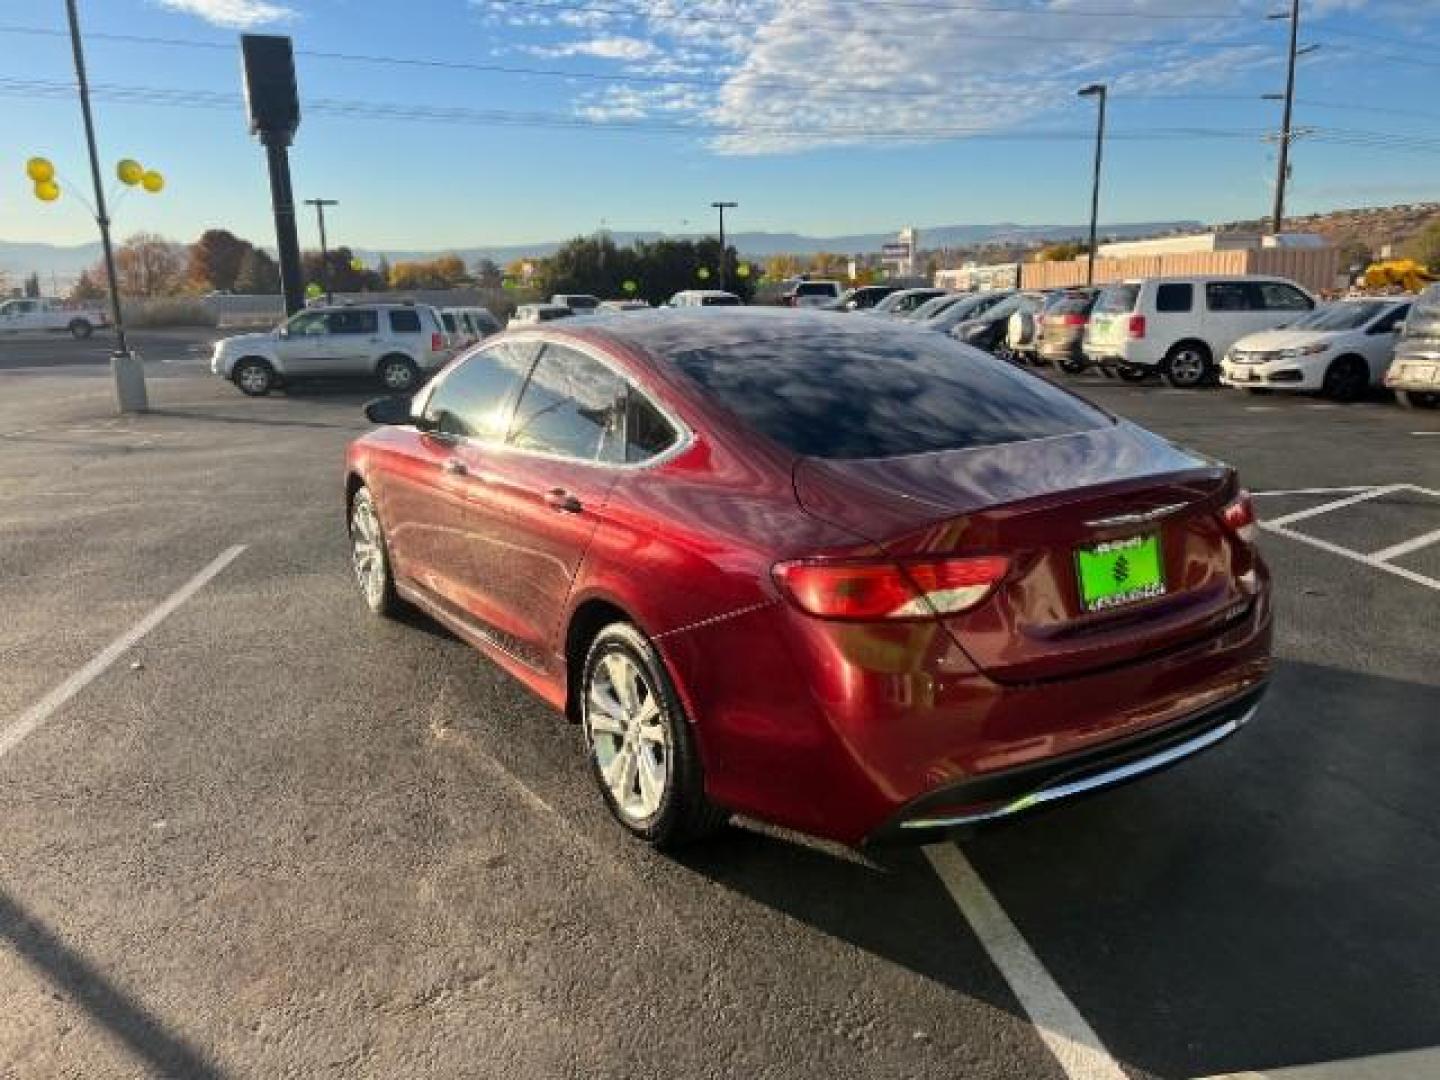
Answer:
[1261, 523, 1440, 593]
[0, 545, 247, 761]
[1368, 526, 1440, 564]
[925, 844, 1128, 1080]
[1264, 485, 1405, 529]
[1197, 1046, 1440, 1079]
[1251, 486, 1378, 498]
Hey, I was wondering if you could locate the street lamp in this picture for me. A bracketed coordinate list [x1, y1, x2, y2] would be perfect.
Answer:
[711, 201, 738, 291]
[1078, 83, 1107, 287]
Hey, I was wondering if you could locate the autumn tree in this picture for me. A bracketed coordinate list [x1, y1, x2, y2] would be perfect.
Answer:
[765, 254, 801, 281]
[70, 269, 106, 301]
[97, 233, 186, 296]
[389, 254, 469, 290]
[188, 229, 253, 292]
[472, 257, 503, 288]
[233, 248, 281, 294]
[301, 246, 385, 293]
[1402, 218, 1440, 271]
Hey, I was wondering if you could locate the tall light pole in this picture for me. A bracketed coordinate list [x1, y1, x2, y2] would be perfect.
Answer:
[711, 201, 737, 291]
[1078, 83, 1107, 287]
[65, 0, 146, 412]
[305, 198, 338, 302]
[1267, 0, 1316, 234]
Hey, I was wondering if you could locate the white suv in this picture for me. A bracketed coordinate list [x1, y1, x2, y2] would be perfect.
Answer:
[1083, 276, 1316, 388]
[211, 303, 452, 397]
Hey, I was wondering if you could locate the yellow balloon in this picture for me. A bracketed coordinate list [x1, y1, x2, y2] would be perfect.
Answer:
[117, 158, 144, 185]
[34, 180, 60, 203]
[26, 157, 55, 183]
[141, 170, 165, 194]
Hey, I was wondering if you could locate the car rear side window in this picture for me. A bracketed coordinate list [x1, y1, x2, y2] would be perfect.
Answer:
[1258, 282, 1313, 311]
[1206, 282, 1262, 312]
[1094, 285, 1139, 314]
[1155, 284, 1193, 313]
[625, 392, 678, 463]
[669, 331, 1109, 460]
[424, 342, 536, 440]
[441, 312, 457, 332]
[508, 344, 625, 461]
[326, 309, 378, 334]
[389, 309, 422, 333]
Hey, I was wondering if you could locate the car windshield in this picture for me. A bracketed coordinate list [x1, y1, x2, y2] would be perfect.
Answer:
[912, 295, 963, 320]
[975, 293, 1028, 322]
[668, 330, 1109, 460]
[1094, 284, 1141, 315]
[1292, 302, 1390, 331]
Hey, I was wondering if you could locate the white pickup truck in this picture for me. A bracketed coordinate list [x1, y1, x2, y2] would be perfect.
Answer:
[0, 297, 109, 339]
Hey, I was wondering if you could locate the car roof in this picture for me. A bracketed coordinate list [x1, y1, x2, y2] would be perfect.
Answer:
[554, 306, 934, 358]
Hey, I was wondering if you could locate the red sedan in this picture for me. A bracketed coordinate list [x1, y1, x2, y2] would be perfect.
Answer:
[345, 309, 1271, 848]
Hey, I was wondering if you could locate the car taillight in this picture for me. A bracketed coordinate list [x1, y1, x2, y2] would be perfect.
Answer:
[773, 555, 1009, 620]
[1063, 313, 1087, 326]
[1127, 315, 1147, 339]
[431, 332, 444, 352]
[1220, 490, 1258, 546]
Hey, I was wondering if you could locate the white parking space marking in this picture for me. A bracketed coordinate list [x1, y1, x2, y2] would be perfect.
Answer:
[1251, 486, 1377, 498]
[1197, 1046, 1440, 1079]
[926, 845, 1128, 1080]
[1261, 524, 1440, 593]
[0, 545, 247, 761]
[1263, 485, 1406, 529]
[1367, 526, 1440, 564]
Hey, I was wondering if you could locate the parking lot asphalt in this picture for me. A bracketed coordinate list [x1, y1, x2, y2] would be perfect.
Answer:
[1, 348, 1438, 1080]
[0, 328, 221, 370]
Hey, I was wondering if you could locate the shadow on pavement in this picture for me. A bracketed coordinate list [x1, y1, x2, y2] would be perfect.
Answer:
[0, 888, 225, 1079]
[958, 659, 1440, 1078]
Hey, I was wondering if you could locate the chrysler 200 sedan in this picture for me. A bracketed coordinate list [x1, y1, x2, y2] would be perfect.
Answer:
[344, 309, 1272, 848]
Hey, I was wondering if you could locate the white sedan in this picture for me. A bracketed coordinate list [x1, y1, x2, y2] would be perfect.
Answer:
[1220, 297, 1412, 401]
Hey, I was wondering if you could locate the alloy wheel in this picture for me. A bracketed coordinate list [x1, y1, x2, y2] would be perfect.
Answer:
[236, 362, 272, 395]
[350, 494, 387, 608]
[585, 650, 670, 823]
[1166, 348, 1207, 387]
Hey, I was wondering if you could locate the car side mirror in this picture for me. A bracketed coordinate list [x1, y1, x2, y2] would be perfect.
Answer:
[364, 396, 414, 426]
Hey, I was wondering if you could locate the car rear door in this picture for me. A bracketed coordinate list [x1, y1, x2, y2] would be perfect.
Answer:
[323, 308, 379, 373]
[459, 341, 626, 668]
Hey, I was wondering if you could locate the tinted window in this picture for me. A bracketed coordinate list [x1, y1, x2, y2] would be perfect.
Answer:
[797, 283, 836, 296]
[1094, 285, 1139, 314]
[1370, 305, 1409, 334]
[508, 344, 625, 461]
[389, 309, 422, 333]
[1155, 283, 1193, 313]
[701, 294, 741, 306]
[625, 392, 678, 463]
[1205, 282, 1257, 312]
[1258, 282, 1313, 311]
[669, 331, 1108, 460]
[538, 308, 573, 322]
[441, 312, 457, 332]
[327, 309, 377, 335]
[424, 343, 536, 440]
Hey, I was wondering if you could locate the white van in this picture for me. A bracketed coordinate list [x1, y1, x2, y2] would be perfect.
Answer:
[1083, 276, 1316, 388]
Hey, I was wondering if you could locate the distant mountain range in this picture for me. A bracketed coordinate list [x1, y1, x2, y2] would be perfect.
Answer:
[0, 220, 1200, 283]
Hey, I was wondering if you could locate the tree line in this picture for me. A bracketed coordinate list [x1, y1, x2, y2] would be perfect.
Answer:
[521, 235, 756, 305]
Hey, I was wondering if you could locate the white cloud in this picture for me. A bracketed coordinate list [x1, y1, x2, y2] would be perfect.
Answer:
[154, 0, 294, 28]
[529, 36, 659, 61]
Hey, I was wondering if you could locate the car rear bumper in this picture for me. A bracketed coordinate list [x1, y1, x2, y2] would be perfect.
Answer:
[863, 683, 1264, 844]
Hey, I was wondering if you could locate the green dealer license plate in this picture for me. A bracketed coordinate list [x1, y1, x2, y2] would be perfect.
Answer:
[1075, 534, 1165, 612]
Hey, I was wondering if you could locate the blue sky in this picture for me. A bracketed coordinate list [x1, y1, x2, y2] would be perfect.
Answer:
[3, 0, 1439, 252]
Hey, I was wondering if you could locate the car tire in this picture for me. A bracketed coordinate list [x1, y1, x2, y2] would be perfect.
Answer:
[232, 357, 275, 397]
[348, 486, 400, 617]
[1322, 355, 1369, 402]
[581, 622, 728, 850]
[377, 354, 420, 393]
[1162, 343, 1213, 389]
[1396, 389, 1440, 410]
[1118, 364, 1152, 383]
[68, 318, 93, 339]
[1058, 356, 1087, 375]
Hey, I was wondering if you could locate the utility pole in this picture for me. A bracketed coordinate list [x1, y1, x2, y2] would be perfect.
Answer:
[1078, 83, 1107, 287]
[305, 198, 338, 302]
[1270, 0, 1303, 234]
[65, 0, 146, 412]
[711, 201, 737, 291]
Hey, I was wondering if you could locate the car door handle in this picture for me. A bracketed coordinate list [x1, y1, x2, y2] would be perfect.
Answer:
[442, 458, 468, 476]
[544, 488, 583, 514]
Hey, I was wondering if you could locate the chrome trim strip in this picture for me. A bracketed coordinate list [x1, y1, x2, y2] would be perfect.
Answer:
[898, 706, 1255, 830]
[1084, 502, 1188, 529]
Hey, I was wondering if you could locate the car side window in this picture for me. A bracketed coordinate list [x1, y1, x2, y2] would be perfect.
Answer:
[423, 343, 536, 441]
[1155, 284, 1193, 313]
[388, 309, 422, 334]
[1205, 282, 1255, 313]
[1371, 305, 1410, 334]
[286, 310, 329, 335]
[1259, 282, 1313, 311]
[326, 309, 377, 335]
[625, 391, 679, 464]
[507, 344, 625, 462]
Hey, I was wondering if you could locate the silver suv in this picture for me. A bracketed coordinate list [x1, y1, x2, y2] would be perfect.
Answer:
[211, 303, 453, 397]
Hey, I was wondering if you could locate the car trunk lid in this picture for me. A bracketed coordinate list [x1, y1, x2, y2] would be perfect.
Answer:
[793, 423, 1253, 684]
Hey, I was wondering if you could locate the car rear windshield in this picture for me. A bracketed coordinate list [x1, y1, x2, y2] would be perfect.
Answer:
[668, 331, 1109, 459]
[1094, 284, 1140, 315]
[1405, 287, 1440, 342]
[796, 283, 836, 296]
[1046, 293, 1096, 316]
